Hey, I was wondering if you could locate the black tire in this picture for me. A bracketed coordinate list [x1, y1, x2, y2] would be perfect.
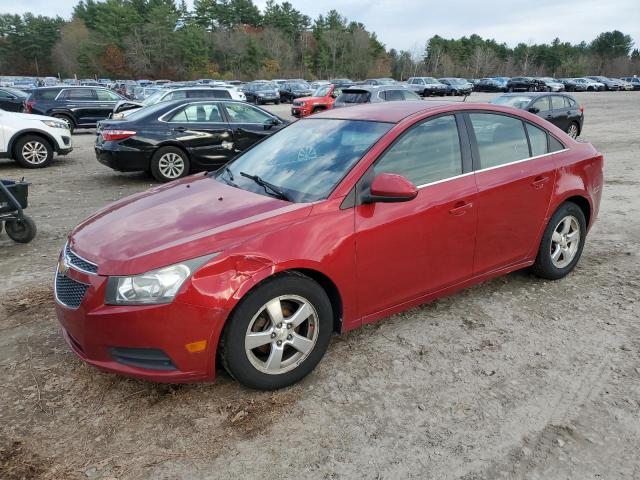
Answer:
[13, 134, 54, 168]
[532, 202, 587, 280]
[52, 113, 75, 134]
[220, 273, 333, 390]
[5, 216, 37, 243]
[275, 100, 281, 105]
[150, 146, 190, 183]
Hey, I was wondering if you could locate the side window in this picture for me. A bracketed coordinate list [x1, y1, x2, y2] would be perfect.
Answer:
[525, 123, 548, 157]
[549, 136, 565, 152]
[385, 89, 404, 101]
[0, 90, 13, 99]
[166, 90, 187, 101]
[169, 103, 223, 123]
[469, 113, 529, 169]
[67, 88, 97, 100]
[551, 96, 566, 110]
[532, 97, 551, 112]
[374, 115, 463, 186]
[96, 89, 120, 101]
[224, 103, 271, 123]
[377, 90, 386, 100]
[402, 90, 419, 100]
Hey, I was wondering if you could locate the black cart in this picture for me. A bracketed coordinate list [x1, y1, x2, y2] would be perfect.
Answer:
[0, 179, 37, 243]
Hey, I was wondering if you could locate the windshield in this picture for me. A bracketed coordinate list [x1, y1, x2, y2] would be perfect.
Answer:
[255, 84, 275, 91]
[218, 119, 392, 202]
[424, 77, 438, 84]
[313, 85, 332, 97]
[4, 87, 28, 98]
[141, 90, 166, 105]
[491, 95, 532, 109]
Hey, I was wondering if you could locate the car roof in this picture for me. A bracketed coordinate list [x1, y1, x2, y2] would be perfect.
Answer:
[499, 92, 570, 97]
[312, 101, 455, 123]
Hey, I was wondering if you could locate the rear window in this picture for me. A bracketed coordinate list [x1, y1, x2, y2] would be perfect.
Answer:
[337, 91, 371, 104]
[189, 89, 231, 99]
[33, 89, 61, 100]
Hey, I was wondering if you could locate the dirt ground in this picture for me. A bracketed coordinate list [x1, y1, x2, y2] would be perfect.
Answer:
[1, 92, 639, 480]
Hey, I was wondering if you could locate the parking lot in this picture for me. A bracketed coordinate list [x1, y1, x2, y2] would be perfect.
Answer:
[1, 91, 639, 479]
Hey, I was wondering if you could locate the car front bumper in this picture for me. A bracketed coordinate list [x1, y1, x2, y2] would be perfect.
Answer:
[291, 106, 312, 117]
[55, 267, 228, 383]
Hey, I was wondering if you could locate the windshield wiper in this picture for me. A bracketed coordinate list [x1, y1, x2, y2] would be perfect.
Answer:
[216, 166, 238, 187]
[240, 172, 291, 201]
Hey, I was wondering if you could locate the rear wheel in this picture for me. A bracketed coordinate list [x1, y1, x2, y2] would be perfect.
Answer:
[532, 202, 586, 280]
[150, 147, 190, 183]
[567, 122, 579, 139]
[5, 216, 37, 243]
[14, 135, 53, 168]
[220, 273, 333, 390]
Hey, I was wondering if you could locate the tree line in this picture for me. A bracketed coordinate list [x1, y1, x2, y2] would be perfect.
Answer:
[0, 0, 637, 80]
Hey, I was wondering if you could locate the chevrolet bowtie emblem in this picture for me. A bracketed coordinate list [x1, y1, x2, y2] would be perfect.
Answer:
[58, 256, 69, 275]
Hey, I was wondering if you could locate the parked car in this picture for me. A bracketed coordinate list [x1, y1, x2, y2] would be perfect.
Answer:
[438, 78, 473, 96]
[572, 78, 605, 91]
[244, 83, 281, 105]
[333, 85, 421, 108]
[620, 77, 640, 90]
[361, 78, 396, 86]
[56, 100, 603, 390]
[613, 78, 634, 91]
[491, 93, 584, 139]
[111, 87, 244, 118]
[0, 87, 29, 112]
[473, 78, 508, 93]
[558, 78, 587, 92]
[279, 82, 314, 103]
[506, 77, 547, 92]
[0, 108, 72, 168]
[406, 77, 448, 96]
[291, 84, 342, 117]
[26, 86, 126, 133]
[537, 77, 565, 92]
[95, 99, 287, 182]
[330, 78, 355, 88]
[586, 76, 621, 91]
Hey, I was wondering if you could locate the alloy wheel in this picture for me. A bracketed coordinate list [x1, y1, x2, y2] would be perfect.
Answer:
[244, 295, 319, 375]
[567, 124, 579, 139]
[21, 141, 48, 165]
[550, 215, 581, 268]
[157, 152, 185, 179]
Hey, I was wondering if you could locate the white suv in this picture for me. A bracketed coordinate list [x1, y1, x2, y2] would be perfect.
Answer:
[0, 109, 72, 168]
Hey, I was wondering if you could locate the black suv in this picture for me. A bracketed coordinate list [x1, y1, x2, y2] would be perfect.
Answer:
[26, 86, 125, 132]
[506, 77, 547, 92]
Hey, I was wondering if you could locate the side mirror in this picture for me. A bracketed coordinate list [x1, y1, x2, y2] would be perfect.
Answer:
[528, 107, 540, 114]
[362, 173, 418, 204]
[263, 117, 280, 129]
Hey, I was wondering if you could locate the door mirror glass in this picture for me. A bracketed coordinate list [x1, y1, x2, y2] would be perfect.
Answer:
[363, 173, 418, 203]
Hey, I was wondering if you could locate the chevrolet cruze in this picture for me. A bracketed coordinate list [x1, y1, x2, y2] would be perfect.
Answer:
[55, 101, 603, 390]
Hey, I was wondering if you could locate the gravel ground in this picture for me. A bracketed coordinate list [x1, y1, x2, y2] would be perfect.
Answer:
[0, 92, 639, 480]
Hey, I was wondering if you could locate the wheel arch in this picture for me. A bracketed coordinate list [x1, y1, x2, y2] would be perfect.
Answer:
[563, 195, 591, 227]
[154, 141, 191, 160]
[8, 129, 59, 156]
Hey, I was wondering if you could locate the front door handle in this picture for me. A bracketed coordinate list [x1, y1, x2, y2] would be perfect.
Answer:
[531, 176, 550, 189]
[449, 201, 473, 216]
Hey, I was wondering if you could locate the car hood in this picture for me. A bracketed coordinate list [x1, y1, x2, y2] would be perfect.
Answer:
[294, 95, 326, 103]
[7, 111, 60, 122]
[68, 174, 311, 276]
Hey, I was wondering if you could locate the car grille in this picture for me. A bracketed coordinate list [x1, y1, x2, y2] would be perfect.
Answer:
[65, 243, 98, 274]
[55, 272, 89, 309]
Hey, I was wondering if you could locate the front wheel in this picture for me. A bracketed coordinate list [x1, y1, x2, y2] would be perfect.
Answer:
[220, 273, 333, 390]
[150, 147, 190, 182]
[5, 216, 37, 243]
[532, 202, 586, 280]
[14, 135, 53, 168]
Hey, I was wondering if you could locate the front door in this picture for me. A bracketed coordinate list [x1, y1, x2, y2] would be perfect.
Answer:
[221, 102, 285, 154]
[354, 114, 477, 317]
[466, 112, 556, 275]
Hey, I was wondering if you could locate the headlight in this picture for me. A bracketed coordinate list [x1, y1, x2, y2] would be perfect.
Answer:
[105, 253, 218, 305]
[42, 120, 68, 129]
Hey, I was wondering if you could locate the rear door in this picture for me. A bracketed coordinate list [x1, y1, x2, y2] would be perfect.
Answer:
[466, 112, 557, 274]
[531, 96, 553, 125]
[162, 101, 234, 170]
[95, 88, 123, 120]
[220, 101, 284, 153]
[64, 88, 99, 125]
[549, 95, 570, 131]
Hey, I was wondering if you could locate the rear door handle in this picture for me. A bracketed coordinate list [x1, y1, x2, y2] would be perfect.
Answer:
[449, 200, 473, 216]
[531, 176, 550, 189]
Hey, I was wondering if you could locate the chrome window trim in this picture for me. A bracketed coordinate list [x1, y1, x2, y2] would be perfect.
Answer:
[415, 149, 568, 190]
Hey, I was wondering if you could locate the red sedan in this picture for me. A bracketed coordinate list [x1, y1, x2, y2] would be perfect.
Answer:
[55, 101, 603, 390]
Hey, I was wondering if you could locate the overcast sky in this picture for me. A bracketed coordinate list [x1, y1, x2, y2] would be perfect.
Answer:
[4, 0, 639, 52]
